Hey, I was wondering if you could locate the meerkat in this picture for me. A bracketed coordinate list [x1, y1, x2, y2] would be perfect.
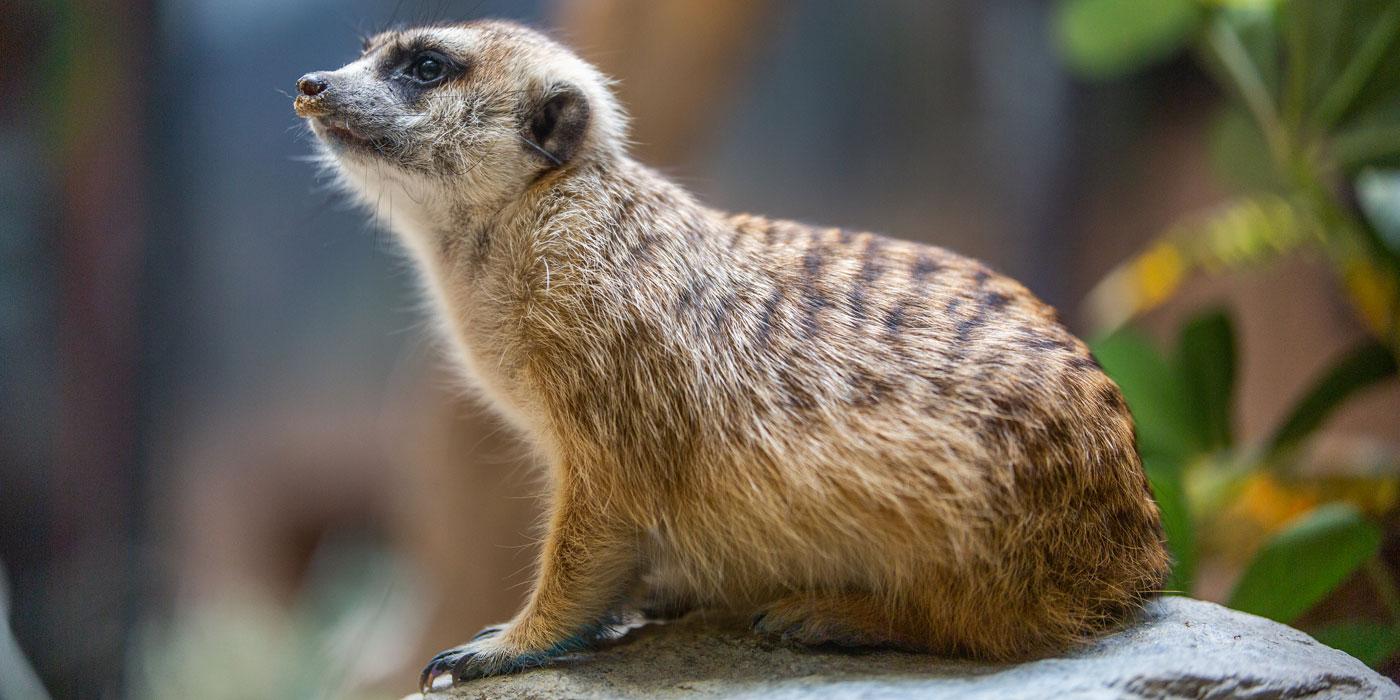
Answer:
[293, 20, 1170, 693]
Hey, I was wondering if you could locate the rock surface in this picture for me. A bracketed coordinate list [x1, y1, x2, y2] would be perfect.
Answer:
[416, 597, 1398, 699]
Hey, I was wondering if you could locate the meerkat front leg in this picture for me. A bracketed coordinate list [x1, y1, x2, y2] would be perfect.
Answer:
[419, 478, 638, 691]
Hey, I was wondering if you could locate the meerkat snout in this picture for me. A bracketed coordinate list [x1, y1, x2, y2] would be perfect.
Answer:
[295, 19, 1169, 694]
[296, 72, 329, 97]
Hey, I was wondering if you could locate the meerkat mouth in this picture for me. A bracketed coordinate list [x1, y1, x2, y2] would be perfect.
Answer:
[315, 118, 378, 152]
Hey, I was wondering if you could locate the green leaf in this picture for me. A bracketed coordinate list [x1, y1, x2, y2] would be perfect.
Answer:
[1228, 504, 1382, 623]
[1054, 0, 1202, 79]
[1176, 309, 1237, 450]
[1143, 456, 1195, 592]
[1312, 1, 1400, 130]
[1334, 125, 1400, 171]
[1279, 0, 1400, 131]
[1091, 329, 1200, 462]
[1279, 0, 1344, 127]
[1311, 621, 1400, 667]
[1320, 1, 1400, 130]
[1266, 341, 1398, 457]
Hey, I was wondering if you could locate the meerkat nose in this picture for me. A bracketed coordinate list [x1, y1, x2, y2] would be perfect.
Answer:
[296, 73, 330, 97]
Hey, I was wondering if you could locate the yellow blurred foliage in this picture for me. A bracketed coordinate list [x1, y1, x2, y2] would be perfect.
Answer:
[1133, 242, 1188, 308]
[1206, 471, 1399, 567]
[1344, 258, 1400, 339]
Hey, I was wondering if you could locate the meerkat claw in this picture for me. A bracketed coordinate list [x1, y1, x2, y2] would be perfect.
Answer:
[417, 624, 512, 688]
[418, 644, 505, 692]
[418, 628, 555, 693]
[418, 650, 457, 693]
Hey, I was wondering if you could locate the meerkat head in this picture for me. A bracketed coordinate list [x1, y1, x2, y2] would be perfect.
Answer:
[294, 21, 626, 217]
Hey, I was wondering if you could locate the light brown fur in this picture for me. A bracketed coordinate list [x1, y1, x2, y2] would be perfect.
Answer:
[293, 20, 1170, 691]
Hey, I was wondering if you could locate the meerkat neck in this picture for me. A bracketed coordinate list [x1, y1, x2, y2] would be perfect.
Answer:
[500, 156, 715, 258]
[399, 152, 726, 357]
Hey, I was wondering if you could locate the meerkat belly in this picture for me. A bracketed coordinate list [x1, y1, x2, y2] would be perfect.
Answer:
[640, 296, 1145, 602]
[646, 431, 999, 600]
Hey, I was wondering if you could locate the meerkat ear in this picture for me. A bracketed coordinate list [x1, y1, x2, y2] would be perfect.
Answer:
[525, 86, 591, 167]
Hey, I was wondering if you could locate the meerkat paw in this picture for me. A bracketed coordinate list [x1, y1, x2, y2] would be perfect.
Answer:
[418, 624, 574, 692]
[750, 595, 903, 649]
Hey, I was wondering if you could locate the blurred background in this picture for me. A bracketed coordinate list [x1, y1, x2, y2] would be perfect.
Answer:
[2, 0, 1399, 697]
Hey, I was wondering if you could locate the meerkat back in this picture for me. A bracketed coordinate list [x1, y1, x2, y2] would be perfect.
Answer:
[293, 19, 1170, 692]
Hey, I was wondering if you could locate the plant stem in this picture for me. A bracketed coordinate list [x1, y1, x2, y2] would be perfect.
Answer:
[1205, 18, 1289, 168]
[1281, 0, 1310, 133]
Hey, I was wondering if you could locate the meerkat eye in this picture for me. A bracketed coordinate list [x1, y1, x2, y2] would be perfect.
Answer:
[408, 53, 447, 84]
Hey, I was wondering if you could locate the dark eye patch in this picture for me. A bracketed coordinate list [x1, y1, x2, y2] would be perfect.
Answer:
[381, 37, 447, 71]
[375, 39, 466, 98]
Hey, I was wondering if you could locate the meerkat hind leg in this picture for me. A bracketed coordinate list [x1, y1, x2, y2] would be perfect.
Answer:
[751, 593, 920, 650]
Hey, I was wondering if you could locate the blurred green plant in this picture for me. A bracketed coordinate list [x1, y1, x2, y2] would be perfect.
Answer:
[1093, 310, 1398, 665]
[1056, 0, 1400, 668]
[129, 539, 420, 700]
[1054, 0, 1400, 355]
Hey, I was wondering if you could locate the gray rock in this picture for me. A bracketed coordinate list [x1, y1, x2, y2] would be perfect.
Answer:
[419, 597, 1399, 699]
